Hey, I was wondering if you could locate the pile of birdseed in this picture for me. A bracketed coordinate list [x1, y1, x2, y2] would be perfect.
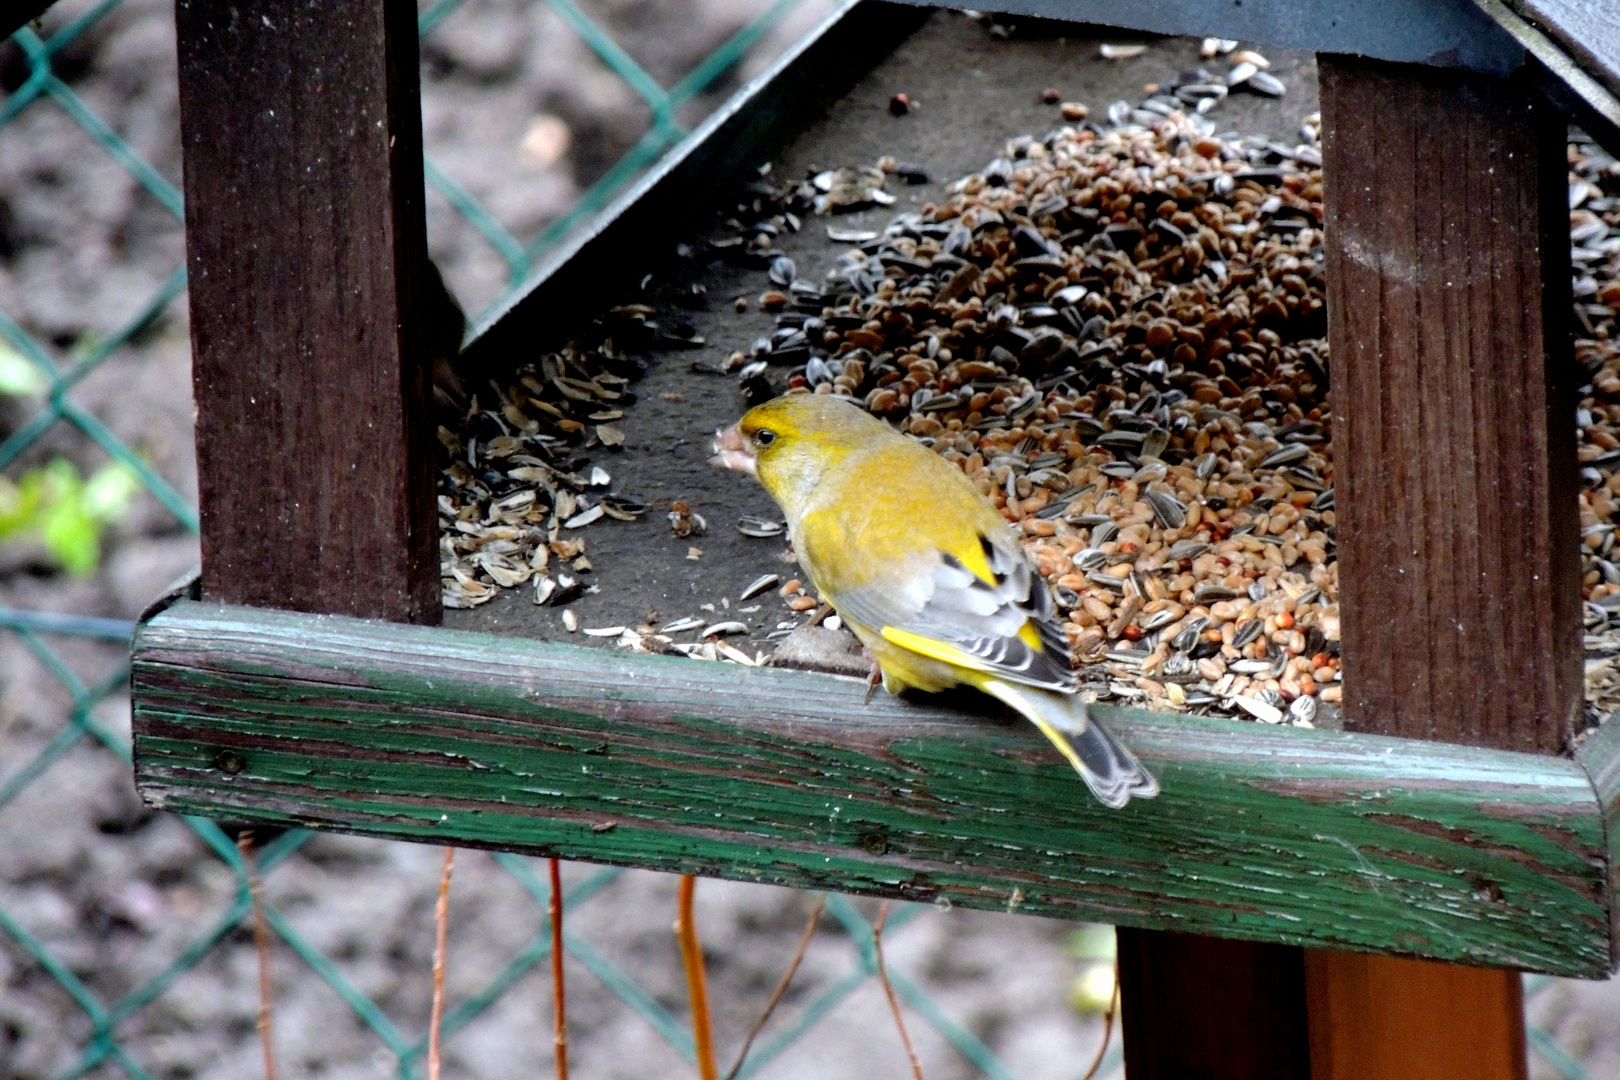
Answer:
[1571, 135, 1620, 723]
[727, 104, 1333, 726]
[435, 86, 1620, 728]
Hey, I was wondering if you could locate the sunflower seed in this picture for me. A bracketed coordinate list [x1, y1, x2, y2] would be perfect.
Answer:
[1144, 489, 1186, 528]
[661, 616, 706, 633]
[564, 504, 604, 528]
[740, 573, 781, 600]
[1076, 548, 1109, 571]
[1260, 443, 1308, 468]
[1232, 695, 1284, 723]
[1247, 71, 1286, 97]
[1172, 618, 1210, 652]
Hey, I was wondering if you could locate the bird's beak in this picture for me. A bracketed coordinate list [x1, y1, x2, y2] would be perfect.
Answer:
[711, 424, 756, 475]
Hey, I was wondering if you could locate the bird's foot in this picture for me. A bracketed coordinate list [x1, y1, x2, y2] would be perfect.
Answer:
[862, 659, 883, 705]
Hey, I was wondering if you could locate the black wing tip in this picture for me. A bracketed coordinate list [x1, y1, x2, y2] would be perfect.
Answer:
[1072, 715, 1160, 809]
[1081, 766, 1161, 809]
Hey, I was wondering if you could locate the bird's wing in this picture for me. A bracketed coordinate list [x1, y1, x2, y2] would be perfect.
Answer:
[826, 532, 1079, 693]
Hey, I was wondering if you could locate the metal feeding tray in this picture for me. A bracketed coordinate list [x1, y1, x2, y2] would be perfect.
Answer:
[134, 0, 1620, 996]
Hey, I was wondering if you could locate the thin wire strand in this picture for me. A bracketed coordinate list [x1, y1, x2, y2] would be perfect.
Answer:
[1077, 961, 1120, 1080]
[724, 893, 825, 1080]
[872, 902, 925, 1080]
[549, 858, 569, 1080]
[429, 848, 455, 1080]
[677, 875, 718, 1080]
[236, 831, 278, 1080]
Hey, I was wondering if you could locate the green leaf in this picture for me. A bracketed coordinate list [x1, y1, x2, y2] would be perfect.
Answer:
[1065, 924, 1117, 962]
[0, 340, 46, 396]
[82, 461, 139, 521]
[41, 489, 101, 576]
[0, 458, 140, 575]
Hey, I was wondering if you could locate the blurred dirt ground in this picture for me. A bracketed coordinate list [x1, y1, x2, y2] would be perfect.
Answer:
[0, 2, 1615, 1079]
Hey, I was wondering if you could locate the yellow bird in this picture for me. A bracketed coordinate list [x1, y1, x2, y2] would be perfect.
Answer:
[713, 393, 1158, 808]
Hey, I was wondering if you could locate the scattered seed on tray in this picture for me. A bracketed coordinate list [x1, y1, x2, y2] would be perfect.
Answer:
[434, 71, 1620, 723]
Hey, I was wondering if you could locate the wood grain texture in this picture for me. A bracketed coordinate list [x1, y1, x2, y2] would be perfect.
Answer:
[1117, 931, 1310, 1080]
[1305, 952, 1527, 1080]
[176, 0, 439, 623]
[127, 601, 1617, 976]
[1500, 0, 1620, 102]
[1320, 55, 1580, 754]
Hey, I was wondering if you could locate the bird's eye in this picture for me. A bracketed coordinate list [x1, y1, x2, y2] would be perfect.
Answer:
[755, 429, 776, 446]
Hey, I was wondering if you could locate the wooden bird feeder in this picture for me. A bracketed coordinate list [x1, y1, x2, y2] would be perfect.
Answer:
[122, 0, 1620, 1076]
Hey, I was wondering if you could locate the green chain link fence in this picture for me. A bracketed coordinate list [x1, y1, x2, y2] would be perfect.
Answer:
[0, 3, 1601, 1079]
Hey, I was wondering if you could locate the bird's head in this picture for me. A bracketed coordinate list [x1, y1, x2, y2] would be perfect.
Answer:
[712, 393, 886, 513]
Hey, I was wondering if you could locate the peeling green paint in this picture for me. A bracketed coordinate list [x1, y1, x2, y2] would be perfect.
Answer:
[131, 602, 1619, 977]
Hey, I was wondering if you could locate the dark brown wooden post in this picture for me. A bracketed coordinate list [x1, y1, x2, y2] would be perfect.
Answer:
[176, 0, 440, 624]
[1321, 55, 1580, 754]
[1303, 53, 1578, 1080]
[1117, 931, 1311, 1080]
[1119, 54, 1572, 1080]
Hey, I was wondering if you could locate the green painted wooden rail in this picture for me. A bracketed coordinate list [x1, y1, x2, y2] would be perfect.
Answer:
[129, 600, 1620, 978]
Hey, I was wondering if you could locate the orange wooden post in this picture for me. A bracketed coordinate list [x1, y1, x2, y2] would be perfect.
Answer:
[1305, 954, 1527, 1080]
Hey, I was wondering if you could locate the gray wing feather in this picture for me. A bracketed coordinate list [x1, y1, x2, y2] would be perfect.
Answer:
[833, 533, 1078, 692]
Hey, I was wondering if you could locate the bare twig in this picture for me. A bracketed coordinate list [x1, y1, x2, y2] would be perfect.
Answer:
[872, 902, 925, 1080]
[236, 830, 278, 1080]
[1077, 961, 1120, 1080]
[429, 848, 455, 1080]
[676, 875, 718, 1080]
[548, 858, 568, 1080]
[724, 893, 825, 1080]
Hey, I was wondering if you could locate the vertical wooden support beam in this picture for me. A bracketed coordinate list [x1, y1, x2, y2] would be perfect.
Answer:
[1306, 52, 1577, 1080]
[176, 0, 440, 623]
[1304, 952, 1527, 1080]
[1321, 55, 1579, 754]
[1121, 55, 1574, 1080]
[1117, 930, 1311, 1080]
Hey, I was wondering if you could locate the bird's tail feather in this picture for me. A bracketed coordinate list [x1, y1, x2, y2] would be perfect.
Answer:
[979, 679, 1159, 808]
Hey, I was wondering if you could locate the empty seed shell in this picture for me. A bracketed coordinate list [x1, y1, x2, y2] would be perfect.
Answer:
[740, 573, 781, 600]
[564, 504, 605, 528]
[1232, 695, 1284, 723]
[661, 616, 706, 633]
[737, 515, 786, 537]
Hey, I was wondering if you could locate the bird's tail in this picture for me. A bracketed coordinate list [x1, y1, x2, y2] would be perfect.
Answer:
[978, 679, 1159, 808]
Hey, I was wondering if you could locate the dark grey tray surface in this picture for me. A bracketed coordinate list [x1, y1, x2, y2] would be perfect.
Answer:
[445, 11, 1319, 653]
